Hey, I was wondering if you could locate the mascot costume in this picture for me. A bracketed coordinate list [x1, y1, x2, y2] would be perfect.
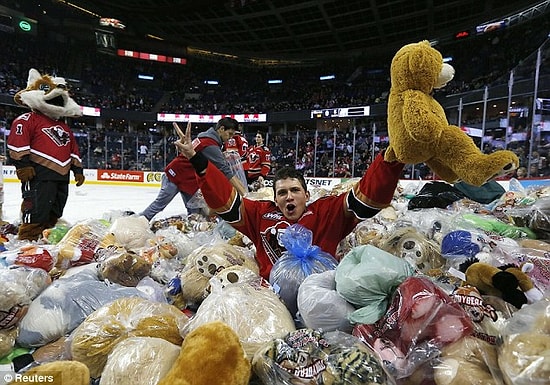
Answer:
[7, 68, 85, 241]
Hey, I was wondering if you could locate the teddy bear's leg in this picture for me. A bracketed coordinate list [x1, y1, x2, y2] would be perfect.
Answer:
[424, 159, 460, 183]
[434, 125, 518, 186]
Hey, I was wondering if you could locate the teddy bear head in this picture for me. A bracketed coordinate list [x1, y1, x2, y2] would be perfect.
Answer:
[390, 40, 455, 94]
[178, 243, 259, 306]
[379, 226, 445, 275]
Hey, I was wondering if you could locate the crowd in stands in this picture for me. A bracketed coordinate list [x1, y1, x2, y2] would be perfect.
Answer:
[1, 13, 550, 179]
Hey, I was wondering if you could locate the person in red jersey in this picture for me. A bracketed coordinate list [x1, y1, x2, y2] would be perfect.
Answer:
[244, 132, 272, 189]
[223, 124, 249, 160]
[173, 121, 404, 279]
[7, 69, 85, 241]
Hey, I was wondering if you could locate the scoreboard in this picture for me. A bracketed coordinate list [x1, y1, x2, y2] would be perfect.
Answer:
[310, 105, 370, 119]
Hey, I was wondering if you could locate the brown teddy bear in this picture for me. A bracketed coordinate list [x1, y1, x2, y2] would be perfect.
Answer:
[385, 40, 518, 186]
[378, 226, 446, 276]
[433, 335, 500, 385]
[498, 298, 550, 385]
[174, 242, 259, 308]
[158, 321, 251, 385]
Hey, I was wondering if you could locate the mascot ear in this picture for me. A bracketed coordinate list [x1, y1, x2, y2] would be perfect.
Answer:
[27, 68, 42, 87]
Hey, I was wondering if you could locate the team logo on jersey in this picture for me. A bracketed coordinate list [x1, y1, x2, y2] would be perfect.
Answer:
[260, 221, 290, 265]
[42, 125, 70, 146]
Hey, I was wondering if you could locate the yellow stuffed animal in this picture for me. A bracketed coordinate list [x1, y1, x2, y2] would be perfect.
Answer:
[385, 40, 518, 186]
[158, 321, 251, 385]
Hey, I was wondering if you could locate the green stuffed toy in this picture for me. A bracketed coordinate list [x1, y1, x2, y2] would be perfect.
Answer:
[385, 40, 519, 186]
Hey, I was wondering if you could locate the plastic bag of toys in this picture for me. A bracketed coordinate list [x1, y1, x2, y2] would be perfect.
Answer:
[0, 266, 51, 331]
[97, 250, 152, 287]
[252, 328, 395, 385]
[505, 196, 550, 239]
[1, 244, 57, 272]
[297, 270, 355, 332]
[182, 277, 296, 359]
[352, 276, 474, 379]
[269, 224, 338, 318]
[451, 212, 536, 240]
[109, 215, 154, 251]
[497, 297, 550, 385]
[16, 265, 149, 348]
[54, 218, 116, 269]
[335, 244, 415, 325]
[69, 296, 188, 379]
[100, 336, 180, 385]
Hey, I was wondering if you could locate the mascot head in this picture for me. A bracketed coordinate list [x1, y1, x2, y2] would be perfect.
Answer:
[14, 68, 82, 120]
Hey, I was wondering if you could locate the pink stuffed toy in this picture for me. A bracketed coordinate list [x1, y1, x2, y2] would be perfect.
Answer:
[353, 276, 474, 379]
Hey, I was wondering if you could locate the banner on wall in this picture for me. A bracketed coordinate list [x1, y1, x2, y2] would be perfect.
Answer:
[157, 113, 267, 123]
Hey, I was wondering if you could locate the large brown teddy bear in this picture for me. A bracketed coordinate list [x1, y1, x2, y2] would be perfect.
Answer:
[158, 321, 251, 385]
[385, 40, 518, 186]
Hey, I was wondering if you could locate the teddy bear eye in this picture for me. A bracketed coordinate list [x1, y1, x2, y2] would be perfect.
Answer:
[403, 240, 416, 250]
[227, 272, 239, 283]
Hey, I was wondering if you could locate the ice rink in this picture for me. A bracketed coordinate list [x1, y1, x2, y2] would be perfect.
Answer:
[2, 181, 188, 225]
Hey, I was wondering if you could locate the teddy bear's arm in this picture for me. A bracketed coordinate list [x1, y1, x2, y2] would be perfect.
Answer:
[402, 90, 445, 143]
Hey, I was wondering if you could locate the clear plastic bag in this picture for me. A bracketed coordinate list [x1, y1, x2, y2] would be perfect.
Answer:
[224, 150, 248, 193]
[69, 296, 188, 378]
[498, 297, 550, 385]
[352, 276, 474, 379]
[297, 270, 355, 332]
[99, 336, 180, 385]
[182, 278, 296, 359]
[252, 328, 395, 385]
[0, 266, 51, 330]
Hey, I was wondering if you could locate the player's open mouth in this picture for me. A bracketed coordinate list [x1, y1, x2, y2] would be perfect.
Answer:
[286, 203, 296, 213]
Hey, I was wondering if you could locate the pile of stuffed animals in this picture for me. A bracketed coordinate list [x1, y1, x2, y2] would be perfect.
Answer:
[0, 41, 548, 385]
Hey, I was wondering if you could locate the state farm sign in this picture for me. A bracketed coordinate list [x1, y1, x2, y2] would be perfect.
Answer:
[97, 170, 144, 182]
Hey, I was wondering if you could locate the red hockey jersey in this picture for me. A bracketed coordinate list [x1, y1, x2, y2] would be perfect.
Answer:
[7, 111, 82, 175]
[245, 144, 271, 179]
[223, 133, 248, 159]
[196, 153, 404, 279]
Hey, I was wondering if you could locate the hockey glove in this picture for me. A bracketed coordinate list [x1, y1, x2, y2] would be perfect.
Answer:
[74, 174, 85, 186]
[16, 167, 36, 182]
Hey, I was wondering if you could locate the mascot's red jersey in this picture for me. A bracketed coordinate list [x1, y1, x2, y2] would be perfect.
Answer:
[8, 111, 82, 175]
[195, 153, 403, 278]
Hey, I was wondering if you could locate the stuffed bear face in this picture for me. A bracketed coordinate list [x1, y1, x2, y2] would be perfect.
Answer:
[390, 40, 455, 94]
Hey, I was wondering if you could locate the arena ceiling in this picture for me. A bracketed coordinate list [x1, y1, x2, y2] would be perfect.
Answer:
[25, 0, 550, 64]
